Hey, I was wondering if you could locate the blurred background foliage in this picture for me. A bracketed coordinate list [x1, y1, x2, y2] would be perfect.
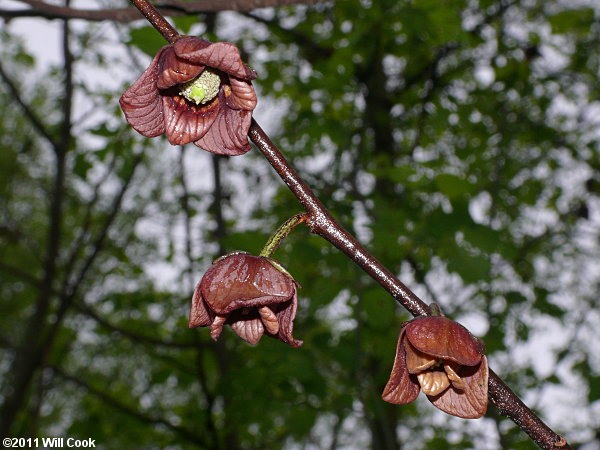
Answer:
[1, 0, 599, 448]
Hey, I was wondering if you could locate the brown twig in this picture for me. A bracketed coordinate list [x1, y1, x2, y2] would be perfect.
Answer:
[1, 0, 327, 23]
[125, 2, 570, 449]
[248, 122, 430, 317]
[129, 0, 180, 43]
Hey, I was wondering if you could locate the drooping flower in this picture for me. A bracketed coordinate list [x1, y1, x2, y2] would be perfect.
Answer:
[382, 316, 488, 419]
[120, 36, 257, 156]
[189, 252, 303, 347]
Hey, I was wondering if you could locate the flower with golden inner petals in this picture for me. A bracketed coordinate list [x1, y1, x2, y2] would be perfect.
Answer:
[120, 36, 257, 156]
[382, 316, 488, 419]
[189, 252, 303, 347]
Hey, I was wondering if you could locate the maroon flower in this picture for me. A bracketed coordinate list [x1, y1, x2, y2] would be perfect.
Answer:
[382, 316, 488, 419]
[189, 252, 303, 347]
[120, 36, 257, 156]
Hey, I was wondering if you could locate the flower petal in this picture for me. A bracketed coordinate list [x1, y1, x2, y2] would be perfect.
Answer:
[162, 94, 220, 145]
[405, 316, 483, 366]
[444, 362, 465, 390]
[258, 306, 280, 335]
[209, 315, 227, 341]
[157, 46, 204, 89]
[200, 254, 293, 314]
[174, 38, 257, 80]
[226, 76, 257, 111]
[253, 258, 296, 298]
[189, 281, 214, 328]
[273, 291, 303, 348]
[230, 317, 264, 345]
[119, 48, 166, 138]
[428, 356, 489, 419]
[405, 339, 437, 374]
[193, 105, 252, 156]
[417, 371, 451, 396]
[382, 331, 421, 405]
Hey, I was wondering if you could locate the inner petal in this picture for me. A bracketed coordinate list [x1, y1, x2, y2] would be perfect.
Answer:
[444, 363, 466, 390]
[209, 315, 227, 341]
[230, 317, 264, 345]
[417, 371, 451, 396]
[405, 339, 437, 373]
[258, 306, 280, 335]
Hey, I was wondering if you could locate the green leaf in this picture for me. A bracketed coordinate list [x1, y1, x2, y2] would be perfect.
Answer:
[588, 376, 600, 402]
[73, 153, 92, 179]
[173, 16, 199, 34]
[128, 26, 167, 57]
[435, 173, 475, 199]
[446, 246, 491, 283]
[549, 8, 595, 35]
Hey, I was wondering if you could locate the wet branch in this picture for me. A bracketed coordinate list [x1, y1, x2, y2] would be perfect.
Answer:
[1, 0, 327, 22]
[125, 1, 570, 448]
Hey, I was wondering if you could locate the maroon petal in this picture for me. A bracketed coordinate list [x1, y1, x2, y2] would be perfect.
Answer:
[405, 316, 483, 366]
[209, 315, 227, 341]
[193, 105, 252, 156]
[162, 94, 220, 145]
[226, 76, 257, 111]
[230, 317, 264, 344]
[189, 282, 214, 328]
[252, 258, 296, 298]
[382, 331, 421, 404]
[273, 291, 303, 348]
[258, 306, 280, 334]
[428, 356, 489, 419]
[157, 46, 204, 90]
[199, 254, 294, 314]
[119, 48, 166, 138]
[174, 38, 257, 80]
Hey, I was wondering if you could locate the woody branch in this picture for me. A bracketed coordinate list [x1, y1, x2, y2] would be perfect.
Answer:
[125, 1, 570, 448]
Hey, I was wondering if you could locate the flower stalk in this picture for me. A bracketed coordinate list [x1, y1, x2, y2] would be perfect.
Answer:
[259, 212, 309, 258]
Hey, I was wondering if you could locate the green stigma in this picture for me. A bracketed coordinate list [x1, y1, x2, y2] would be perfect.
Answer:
[180, 68, 221, 105]
[189, 86, 206, 103]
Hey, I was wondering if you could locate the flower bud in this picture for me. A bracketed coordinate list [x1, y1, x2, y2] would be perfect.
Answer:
[189, 252, 303, 347]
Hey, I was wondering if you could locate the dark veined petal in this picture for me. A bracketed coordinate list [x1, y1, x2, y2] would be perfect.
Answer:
[382, 330, 421, 404]
[199, 254, 294, 314]
[193, 106, 252, 156]
[157, 46, 204, 89]
[174, 37, 257, 80]
[209, 315, 227, 341]
[405, 316, 483, 366]
[119, 48, 167, 137]
[226, 76, 258, 111]
[189, 280, 215, 328]
[428, 356, 489, 419]
[258, 306, 280, 335]
[273, 291, 303, 348]
[162, 94, 220, 145]
[230, 317, 264, 345]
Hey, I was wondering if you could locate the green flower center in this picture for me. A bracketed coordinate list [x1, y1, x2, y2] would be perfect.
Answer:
[179, 68, 221, 105]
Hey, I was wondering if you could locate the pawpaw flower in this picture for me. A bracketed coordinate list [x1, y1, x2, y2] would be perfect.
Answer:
[120, 36, 257, 156]
[382, 316, 488, 419]
[189, 252, 303, 347]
